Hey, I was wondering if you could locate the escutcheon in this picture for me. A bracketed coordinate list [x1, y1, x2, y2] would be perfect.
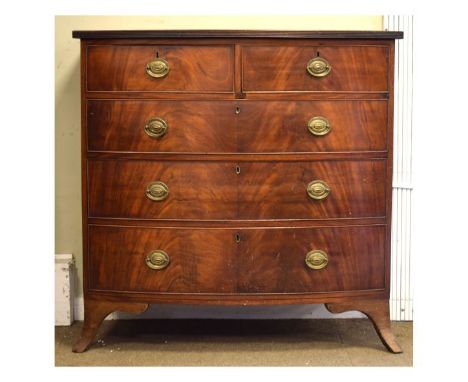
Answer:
[306, 180, 331, 200]
[305, 250, 328, 270]
[146, 57, 170, 78]
[145, 181, 169, 201]
[145, 250, 170, 270]
[307, 57, 331, 77]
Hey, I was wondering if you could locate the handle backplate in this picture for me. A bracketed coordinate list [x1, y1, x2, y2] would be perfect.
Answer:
[305, 250, 328, 270]
[146, 57, 170, 78]
[307, 180, 331, 200]
[308, 116, 331, 136]
[145, 181, 169, 202]
[145, 250, 170, 270]
[307, 57, 331, 77]
[144, 117, 168, 138]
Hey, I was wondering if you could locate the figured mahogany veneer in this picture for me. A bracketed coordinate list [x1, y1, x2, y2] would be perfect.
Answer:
[89, 225, 385, 293]
[88, 159, 386, 220]
[242, 45, 389, 92]
[73, 30, 403, 353]
[87, 45, 234, 92]
[87, 100, 387, 153]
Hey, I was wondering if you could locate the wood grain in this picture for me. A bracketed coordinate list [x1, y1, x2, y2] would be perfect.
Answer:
[87, 100, 237, 152]
[237, 160, 387, 219]
[86, 45, 234, 92]
[87, 99, 387, 153]
[238, 100, 388, 152]
[237, 225, 385, 293]
[88, 160, 238, 220]
[88, 225, 237, 293]
[88, 159, 386, 220]
[88, 225, 385, 294]
[242, 45, 389, 92]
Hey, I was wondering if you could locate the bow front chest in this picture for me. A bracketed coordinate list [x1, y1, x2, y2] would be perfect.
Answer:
[72, 30, 403, 353]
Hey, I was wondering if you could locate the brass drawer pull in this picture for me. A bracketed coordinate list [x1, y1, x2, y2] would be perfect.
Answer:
[146, 57, 170, 78]
[307, 57, 331, 77]
[144, 117, 168, 138]
[145, 181, 169, 201]
[305, 250, 328, 270]
[308, 116, 331, 136]
[145, 250, 170, 270]
[307, 180, 330, 200]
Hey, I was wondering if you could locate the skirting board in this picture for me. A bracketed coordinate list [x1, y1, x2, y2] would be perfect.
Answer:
[73, 296, 365, 321]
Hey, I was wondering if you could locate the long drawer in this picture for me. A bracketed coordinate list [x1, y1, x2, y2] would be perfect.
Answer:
[87, 100, 387, 153]
[88, 225, 385, 293]
[88, 159, 386, 220]
[242, 45, 389, 92]
[86, 45, 234, 92]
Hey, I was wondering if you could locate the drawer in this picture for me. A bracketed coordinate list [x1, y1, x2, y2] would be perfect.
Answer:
[88, 225, 237, 293]
[242, 45, 388, 92]
[88, 160, 237, 220]
[87, 100, 237, 152]
[238, 100, 387, 152]
[88, 225, 385, 294]
[88, 160, 386, 220]
[86, 45, 234, 92]
[87, 99, 387, 153]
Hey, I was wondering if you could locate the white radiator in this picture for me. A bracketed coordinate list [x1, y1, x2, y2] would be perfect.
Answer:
[385, 15, 414, 321]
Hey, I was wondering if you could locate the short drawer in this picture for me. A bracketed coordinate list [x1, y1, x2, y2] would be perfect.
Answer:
[87, 100, 237, 152]
[88, 225, 385, 294]
[86, 45, 234, 92]
[242, 45, 388, 92]
[88, 225, 237, 293]
[88, 159, 386, 220]
[238, 100, 388, 152]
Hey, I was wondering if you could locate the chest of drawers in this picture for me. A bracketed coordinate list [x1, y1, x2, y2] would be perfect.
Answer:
[72, 30, 403, 353]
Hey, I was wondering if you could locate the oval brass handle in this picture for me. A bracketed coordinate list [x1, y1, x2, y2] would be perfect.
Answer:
[307, 180, 331, 200]
[146, 57, 170, 78]
[305, 250, 328, 270]
[308, 116, 331, 136]
[307, 57, 331, 77]
[145, 250, 170, 270]
[145, 181, 169, 201]
[144, 117, 168, 138]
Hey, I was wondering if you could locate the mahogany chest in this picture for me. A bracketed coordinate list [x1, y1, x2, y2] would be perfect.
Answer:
[72, 30, 404, 353]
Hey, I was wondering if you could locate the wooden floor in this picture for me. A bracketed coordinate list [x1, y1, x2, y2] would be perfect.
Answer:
[55, 319, 412, 366]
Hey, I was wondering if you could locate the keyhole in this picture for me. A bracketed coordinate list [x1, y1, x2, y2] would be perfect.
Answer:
[235, 106, 241, 115]
[156, 51, 159, 58]
[235, 233, 241, 243]
[316, 51, 320, 57]
[235, 165, 241, 174]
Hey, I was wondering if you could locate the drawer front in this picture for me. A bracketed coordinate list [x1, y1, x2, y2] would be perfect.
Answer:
[86, 45, 234, 92]
[242, 45, 388, 92]
[88, 160, 237, 220]
[88, 225, 385, 294]
[238, 100, 387, 152]
[87, 99, 387, 153]
[238, 160, 386, 219]
[88, 225, 237, 293]
[237, 226, 385, 293]
[88, 160, 385, 220]
[87, 100, 237, 152]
